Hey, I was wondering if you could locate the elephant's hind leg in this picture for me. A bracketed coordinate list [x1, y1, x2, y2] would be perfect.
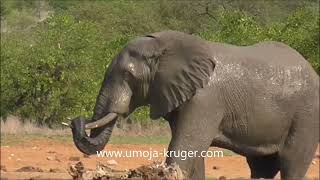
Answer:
[278, 110, 318, 180]
[246, 153, 280, 179]
[279, 136, 317, 180]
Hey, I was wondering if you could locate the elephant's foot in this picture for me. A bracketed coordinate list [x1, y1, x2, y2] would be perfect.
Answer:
[166, 157, 205, 180]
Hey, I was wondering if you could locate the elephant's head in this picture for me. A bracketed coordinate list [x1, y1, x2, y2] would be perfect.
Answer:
[71, 31, 216, 155]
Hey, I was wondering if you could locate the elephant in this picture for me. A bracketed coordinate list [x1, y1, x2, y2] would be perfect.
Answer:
[70, 30, 319, 180]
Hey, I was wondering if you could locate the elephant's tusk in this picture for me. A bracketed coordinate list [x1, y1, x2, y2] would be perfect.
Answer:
[85, 113, 117, 129]
[61, 122, 71, 127]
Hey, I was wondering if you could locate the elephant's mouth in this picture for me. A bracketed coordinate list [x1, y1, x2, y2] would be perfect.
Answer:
[69, 113, 118, 155]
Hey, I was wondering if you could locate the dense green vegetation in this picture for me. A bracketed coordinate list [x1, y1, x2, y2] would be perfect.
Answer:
[1, 0, 319, 126]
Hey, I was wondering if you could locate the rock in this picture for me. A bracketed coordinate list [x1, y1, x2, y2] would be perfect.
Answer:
[106, 159, 118, 166]
[69, 156, 81, 161]
[312, 160, 316, 165]
[212, 166, 219, 170]
[315, 152, 320, 159]
[10, 153, 14, 157]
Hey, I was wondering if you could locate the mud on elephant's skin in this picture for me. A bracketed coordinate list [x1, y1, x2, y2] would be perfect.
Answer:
[70, 31, 319, 180]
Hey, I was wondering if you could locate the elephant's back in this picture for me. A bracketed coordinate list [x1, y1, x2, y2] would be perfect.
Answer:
[239, 41, 308, 66]
[213, 41, 318, 89]
[246, 41, 318, 91]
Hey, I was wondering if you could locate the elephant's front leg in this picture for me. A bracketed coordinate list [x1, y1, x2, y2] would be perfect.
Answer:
[166, 118, 216, 179]
[166, 130, 212, 179]
[165, 103, 223, 179]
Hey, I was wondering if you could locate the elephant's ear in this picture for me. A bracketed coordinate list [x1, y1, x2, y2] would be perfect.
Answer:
[148, 32, 215, 119]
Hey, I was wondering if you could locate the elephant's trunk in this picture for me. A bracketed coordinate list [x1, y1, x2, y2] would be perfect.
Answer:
[71, 114, 117, 155]
[71, 87, 117, 155]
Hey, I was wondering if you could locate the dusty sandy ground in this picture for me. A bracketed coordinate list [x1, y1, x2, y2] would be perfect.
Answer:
[1, 139, 319, 179]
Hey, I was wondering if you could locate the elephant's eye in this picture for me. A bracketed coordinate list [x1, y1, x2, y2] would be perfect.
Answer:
[123, 71, 132, 81]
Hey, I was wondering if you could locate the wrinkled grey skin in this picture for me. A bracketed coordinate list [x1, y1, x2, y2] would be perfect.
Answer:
[72, 31, 319, 180]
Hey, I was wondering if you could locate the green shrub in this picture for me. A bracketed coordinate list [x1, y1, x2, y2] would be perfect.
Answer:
[1, 14, 108, 125]
[267, 9, 319, 74]
[199, 8, 319, 74]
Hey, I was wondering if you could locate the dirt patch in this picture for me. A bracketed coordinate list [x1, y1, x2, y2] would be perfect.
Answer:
[0, 165, 7, 172]
[49, 168, 64, 173]
[16, 166, 44, 172]
[1, 139, 319, 179]
[69, 156, 81, 161]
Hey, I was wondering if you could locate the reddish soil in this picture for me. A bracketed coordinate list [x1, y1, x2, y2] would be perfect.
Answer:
[1, 140, 319, 179]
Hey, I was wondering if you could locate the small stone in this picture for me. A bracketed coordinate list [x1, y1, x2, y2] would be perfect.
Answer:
[16, 158, 21, 161]
[212, 166, 219, 170]
[312, 160, 316, 165]
[69, 156, 80, 161]
[218, 176, 227, 180]
[32, 146, 41, 150]
[10, 153, 14, 157]
[49, 168, 64, 173]
[107, 159, 118, 166]
[47, 156, 54, 161]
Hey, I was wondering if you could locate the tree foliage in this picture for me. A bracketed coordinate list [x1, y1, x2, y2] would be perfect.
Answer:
[1, 0, 319, 126]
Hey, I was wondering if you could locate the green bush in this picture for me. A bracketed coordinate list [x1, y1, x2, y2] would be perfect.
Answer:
[214, 10, 264, 45]
[0, 13, 151, 126]
[1, 14, 108, 125]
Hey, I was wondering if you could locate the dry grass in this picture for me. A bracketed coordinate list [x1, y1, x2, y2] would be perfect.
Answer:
[0, 116, 170, 137]
[1, 116, 70, 136]
[112, 122, 170, 136]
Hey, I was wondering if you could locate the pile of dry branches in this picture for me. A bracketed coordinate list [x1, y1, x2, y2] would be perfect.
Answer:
[68, 161, 185, 180]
